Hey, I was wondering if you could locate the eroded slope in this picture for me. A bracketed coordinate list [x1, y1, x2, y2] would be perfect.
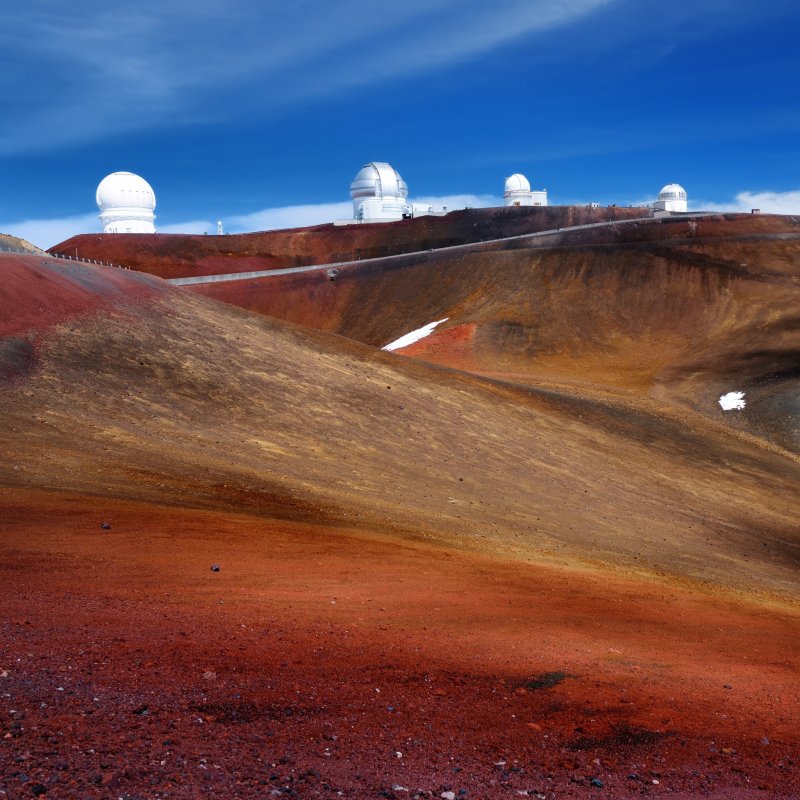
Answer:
[0, 253, 798, 597]
[185, 214, 800, 452]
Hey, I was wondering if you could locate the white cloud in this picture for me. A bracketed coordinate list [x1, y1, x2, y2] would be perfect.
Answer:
[13, 187, 799, 252]
[568, 188, 800, 215]
[0, 193, 503, 249]
[224, 194, 501, 232]
[226, 202, 354, 233]
[0, 213, 99, 250]
[692, 190, 800, 215]
[411, 194, 501, 210]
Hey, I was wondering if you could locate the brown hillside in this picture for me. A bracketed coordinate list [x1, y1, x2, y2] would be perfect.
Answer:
[185, 214, 800, 453]
[1, 253, 798, 595]
[0, 232, 44, 254]
[1, 252, 799, 797]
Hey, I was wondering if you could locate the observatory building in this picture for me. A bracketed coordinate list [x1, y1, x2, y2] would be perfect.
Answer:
[654, 183, 688, 213]
[504, 173, 548, 207]
[96, 171, 156, 233]
[350, 162, 411, 222]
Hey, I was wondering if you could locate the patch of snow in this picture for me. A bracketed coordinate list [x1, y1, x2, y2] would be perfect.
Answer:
[382, 318, 449, 352]
[719, 391, 746, 411]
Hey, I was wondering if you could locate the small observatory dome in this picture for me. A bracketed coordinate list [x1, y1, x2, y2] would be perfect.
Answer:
[350, 162, 410, 221]
[504, 173, 548, 207]
[96, 171, 156, 233]
[505, 173, 531, 196]
[655, 183, 688, 213]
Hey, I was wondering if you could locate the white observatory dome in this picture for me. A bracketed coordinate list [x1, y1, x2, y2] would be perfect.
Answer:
[504, 172, 548, 207]
[350, 162, 410, 222]
[655, 183, 688, 213]
[96, 171, 156, 233]
[504, 173, 531, 194]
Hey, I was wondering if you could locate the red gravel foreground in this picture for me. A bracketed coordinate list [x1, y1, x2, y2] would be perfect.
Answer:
[1, 489, 797, 799]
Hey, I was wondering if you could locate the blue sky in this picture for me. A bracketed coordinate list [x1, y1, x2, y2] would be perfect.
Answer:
[2, 0, 799, 247]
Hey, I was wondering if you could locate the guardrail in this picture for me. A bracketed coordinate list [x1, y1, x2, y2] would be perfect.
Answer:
[0, 247, 132, 271]
[0, 245, 40, 255]
[47, 252, 130, 270]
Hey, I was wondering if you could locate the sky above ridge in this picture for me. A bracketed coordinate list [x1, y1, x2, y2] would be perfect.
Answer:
[1, 0, 799, 247]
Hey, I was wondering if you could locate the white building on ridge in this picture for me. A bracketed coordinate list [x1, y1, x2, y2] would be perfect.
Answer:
[350, 162, 411, 222]
[504, 173, 547, 207]
[96, 171, 156, 233]
[654, 183, 688, 213]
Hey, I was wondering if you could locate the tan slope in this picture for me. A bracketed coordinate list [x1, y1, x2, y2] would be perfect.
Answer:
[0, 233, 43, 254]
[185, 215, 800, 453]
[0, 254, 798, 598]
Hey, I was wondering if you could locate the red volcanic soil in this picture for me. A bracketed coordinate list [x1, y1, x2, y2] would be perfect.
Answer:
[185, 213, 800, 350]
[1, 248, 799, 798]
[0, 255, 161, 339]
[2, 488, 798, 800]
[50, 205, 646, 279]
[0, 253, 162, 383]
[398, 324, 481, 373]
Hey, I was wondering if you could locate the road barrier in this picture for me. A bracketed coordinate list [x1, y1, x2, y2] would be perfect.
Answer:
[0, 245, 129, 270]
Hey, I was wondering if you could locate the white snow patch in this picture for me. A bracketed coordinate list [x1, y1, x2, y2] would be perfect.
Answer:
[382, 318, 449, 352]
[719, 391, 746, 411]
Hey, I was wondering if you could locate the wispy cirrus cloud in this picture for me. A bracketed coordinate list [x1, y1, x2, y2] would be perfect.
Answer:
[0, 0, 615, 155]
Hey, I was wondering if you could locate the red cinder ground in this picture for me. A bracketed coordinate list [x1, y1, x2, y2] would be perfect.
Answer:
[2, 239, 799, 800]
[0, 255, 162, 339]
[1, 488, 798, 800]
